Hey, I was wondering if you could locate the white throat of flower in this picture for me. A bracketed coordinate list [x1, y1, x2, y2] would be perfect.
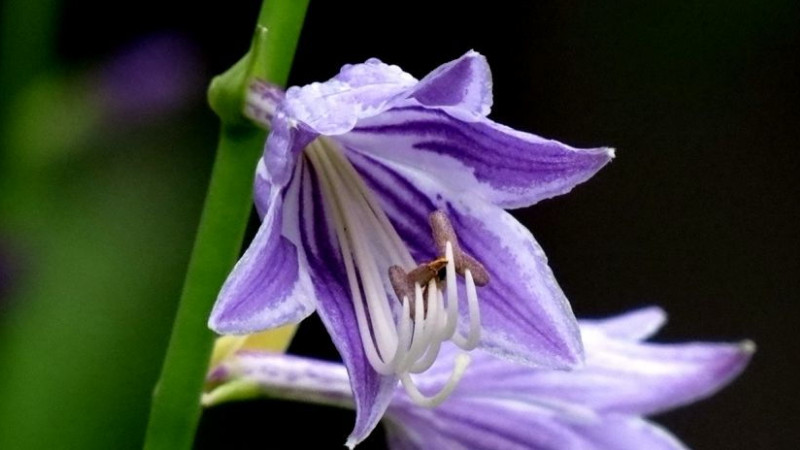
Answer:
[305, 137, 488, 407]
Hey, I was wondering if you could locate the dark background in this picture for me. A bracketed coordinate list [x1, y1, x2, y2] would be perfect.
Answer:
[1, 0, 797, 449]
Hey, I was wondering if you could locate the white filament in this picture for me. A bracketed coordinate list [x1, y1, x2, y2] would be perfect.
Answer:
[305, 137, 483, 406]
[452, 269, 482, 350]
[400, 353, 471, 408]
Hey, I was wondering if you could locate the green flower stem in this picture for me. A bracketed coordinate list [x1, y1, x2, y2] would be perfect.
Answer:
[143, 1, 309, 449]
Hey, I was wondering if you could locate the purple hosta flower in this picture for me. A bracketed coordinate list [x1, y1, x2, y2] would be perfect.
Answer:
[205, 308, 753, 449]
[208, 51, 614, 443]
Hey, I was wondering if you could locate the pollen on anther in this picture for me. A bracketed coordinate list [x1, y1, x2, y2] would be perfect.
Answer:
[429, 210, 490, 286]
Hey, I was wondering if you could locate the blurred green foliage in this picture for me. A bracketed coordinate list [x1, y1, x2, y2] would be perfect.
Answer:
[0, 7, 216, 446]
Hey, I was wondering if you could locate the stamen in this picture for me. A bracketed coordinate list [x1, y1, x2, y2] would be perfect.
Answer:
[430, 210, 460, 263]
[443, 242, 459, 338]
[420, 279, 441, 346]
[304, 138, 490, 407]
[388, 265, 413, 306]
[307, 147, 394, 375]
[325, 141, 415, 268]
[407, 258, 448, 287]
[451, 269, 481, 350]
[410, 339, 443, 374]
[393, 296, 412, 366]
[399, 353, 471, 408]
[405, 283, 428, 363]
[393, 258, 448, 320]
[307, 142, 403, 372]
[406, 280, 442, 373]
[460, 253, 490, 286]
[430, 210, 490, 286]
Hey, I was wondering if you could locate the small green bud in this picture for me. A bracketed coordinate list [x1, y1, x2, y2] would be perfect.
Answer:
[208, 26, 270, 127]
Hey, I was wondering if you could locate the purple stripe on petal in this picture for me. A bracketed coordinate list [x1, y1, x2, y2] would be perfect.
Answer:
[292, 159, 397, 449]
[340, 106, 613, 209]
[291, 157, 346, 281]
[313, 275, 397, 449]
[407, 50, 493, 116]
[345, 150, 583, 369]
[253, 159, 274, 219]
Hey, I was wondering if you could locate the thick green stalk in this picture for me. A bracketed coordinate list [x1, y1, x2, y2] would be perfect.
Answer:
[143, 1, 309, 449]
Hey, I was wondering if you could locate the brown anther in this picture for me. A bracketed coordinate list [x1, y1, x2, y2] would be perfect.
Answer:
[389, 259, 448, 320]
[430, 210, 463, 268]
[389, 265, 414, 304]
[408, 257, 448, 287]
[429, 210, 490, 286]
[460, 253, 490, 286]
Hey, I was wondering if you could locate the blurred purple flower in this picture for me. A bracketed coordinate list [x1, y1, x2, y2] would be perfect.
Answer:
[206, 307, 753, 449]
[93, 33, 203, 122]
[208, 51, 613, 444]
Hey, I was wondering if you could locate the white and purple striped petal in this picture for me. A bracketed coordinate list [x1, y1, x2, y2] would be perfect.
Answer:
[208, 185, 316, 334]
[406, 50, 493, 116]
[339, 106, 614, 209]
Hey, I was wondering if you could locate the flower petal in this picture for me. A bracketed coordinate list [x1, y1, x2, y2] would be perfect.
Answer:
[338, 105, 613, 209]
[579, 306, 667, 342]
[385, 397, 687, 450]
[208, 183, 316, 334]
[290, 159, 397, 448]
[221, 352, 355, 408]
[255, 113, 316, 214]
[315, 276, 398, 449]
[345, 151, 583, 368]
[385, 397, 593, 450]
[282, 59, 417, 136]
[406, 50, 493, 116]
[571, 416, 688, 450]
[431, 329, 752, 416]
[420, 305, 753, 418]
[578, 328, 755, 415]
